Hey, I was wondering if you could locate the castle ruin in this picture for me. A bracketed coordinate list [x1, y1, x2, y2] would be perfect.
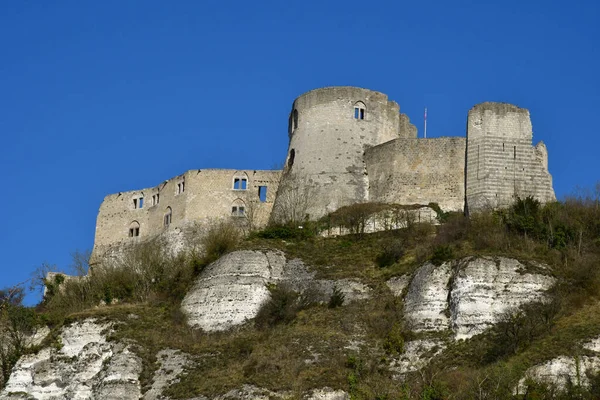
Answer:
[91, 86, 555, 262]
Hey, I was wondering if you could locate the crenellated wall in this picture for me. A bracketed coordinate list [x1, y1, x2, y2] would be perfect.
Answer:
[365, 137, 466, 212]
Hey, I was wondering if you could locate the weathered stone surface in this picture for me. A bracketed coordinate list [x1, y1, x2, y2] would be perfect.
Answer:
[389, 340, 446, 377]
[181, 250, 285, 332]
[304, 387, 349, 400]
[404, 257, 555, 339]
[404, 262, 452, 332]
[386, 275, 411, 297]
[516, 335, 600, 393]
[0, 319, 142, 400]
[450, 257, 555, 339]
[143, 349, 193, 400]
[182, 251, 371, 332]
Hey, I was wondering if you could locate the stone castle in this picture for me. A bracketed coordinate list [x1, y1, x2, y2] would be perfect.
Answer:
[91, 86, 555, 262]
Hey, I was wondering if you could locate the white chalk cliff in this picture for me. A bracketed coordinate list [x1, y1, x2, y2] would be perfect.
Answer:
[403, 257, 556, 339]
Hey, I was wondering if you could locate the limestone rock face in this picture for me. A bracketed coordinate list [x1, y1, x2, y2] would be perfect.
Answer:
[389, 340, 446, 377]
[181, 250, 371, 332]
[403, 262, 452, 332]
[0, 319, 142, 400]
[517, 335, 600, 392]
[181, 250, 286, 332]
[404, 257, 555, 339]
[450, 257, 555, 339]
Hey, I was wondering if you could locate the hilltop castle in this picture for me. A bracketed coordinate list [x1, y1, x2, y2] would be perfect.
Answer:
[91, 86, 555, 262]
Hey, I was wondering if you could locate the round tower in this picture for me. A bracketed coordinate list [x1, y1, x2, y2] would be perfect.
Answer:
[271, 86, 401, 223]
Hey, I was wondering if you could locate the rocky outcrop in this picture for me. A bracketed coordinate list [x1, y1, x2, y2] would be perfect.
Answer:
[143, 349, 193, 400]
[389, 339, 446, 377]
[403, 257, 555, 339]
[1, 319, 142, 400]
[181, 250, 371, 332]
[517, 335, 600, 393]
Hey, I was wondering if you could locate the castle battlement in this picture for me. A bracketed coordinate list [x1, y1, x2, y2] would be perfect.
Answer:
[91, 87, 555, 261]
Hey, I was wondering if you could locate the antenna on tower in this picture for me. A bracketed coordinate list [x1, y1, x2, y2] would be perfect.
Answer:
[424, 107, 428, 138]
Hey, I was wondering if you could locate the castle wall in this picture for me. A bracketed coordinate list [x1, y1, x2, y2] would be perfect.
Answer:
[365, 137, 466, 211]
[272, 87, 412, 221]
[91, 169, 280, 262]
[465, 103, 555, 212]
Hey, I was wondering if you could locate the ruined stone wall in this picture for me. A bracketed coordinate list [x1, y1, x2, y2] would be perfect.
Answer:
[465, 103, 555, 212]
[91, 169, 280, 262]
[272, 87, 409, 221]
[365, 137, 466, 211]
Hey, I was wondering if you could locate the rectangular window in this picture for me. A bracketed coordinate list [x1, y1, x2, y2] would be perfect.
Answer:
[360, 108, 365, 119]
[133, 198, 137, 209]
[234, 178, 240, 190]
[258, 186, 267, 202]
[241, 178, 247, 190]
[231, 206, 238, 215]
[239, 206, 245, 215]
[354, 108, 359, 119]
[139, 197, 144, 208]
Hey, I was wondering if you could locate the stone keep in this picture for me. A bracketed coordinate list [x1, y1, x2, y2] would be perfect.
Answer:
[465, 103, 555, 212]
[271, 87, 417, 221]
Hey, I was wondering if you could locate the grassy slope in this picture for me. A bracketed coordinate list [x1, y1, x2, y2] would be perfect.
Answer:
[24, 197, 600, 399]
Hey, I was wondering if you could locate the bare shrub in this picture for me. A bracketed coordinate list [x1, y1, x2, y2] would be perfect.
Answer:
[254, 284, 313, 329]
[200, 220, 241, 265]
[270, 174, 316, 225]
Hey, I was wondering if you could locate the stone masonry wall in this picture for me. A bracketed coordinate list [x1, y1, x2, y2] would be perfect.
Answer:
[272, 87, 409, 221]
[91, 169, 280, 262]
[465, 103, 555, 212]
[365, 137, 466, 212]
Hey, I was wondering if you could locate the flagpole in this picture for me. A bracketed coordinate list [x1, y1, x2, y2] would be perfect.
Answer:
[424, 107, 427, 138]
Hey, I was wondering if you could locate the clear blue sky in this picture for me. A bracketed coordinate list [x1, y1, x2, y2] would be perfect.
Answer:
[1, 1, 598, 304]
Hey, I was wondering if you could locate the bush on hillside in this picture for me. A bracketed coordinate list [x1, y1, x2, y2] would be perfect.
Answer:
[253, 223, 317, 240]
[375, 241, 405, 268]
[201, 221, 241, 264]
[254, 284, 313, 329]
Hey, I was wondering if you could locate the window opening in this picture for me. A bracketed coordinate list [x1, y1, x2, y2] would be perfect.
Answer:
[231, 199, 246, 217]
[128, 221, 140, 238]
[164, 207, 172, 227]
[258, 186, 267, 202]
[139, 198, 144, 208]
[288, 149, 295, 168]
[177, 181, 185, 194]
[293, 109, 298, 130]
[233, 178, 247, 190]
[133, 198, 137, 209]
[354, 101, 366, 120]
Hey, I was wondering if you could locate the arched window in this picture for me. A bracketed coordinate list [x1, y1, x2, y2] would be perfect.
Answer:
[293, 109, 299, 130]
[288, 149, 295, 168]
[164, 207, 172, 227]
[128, 221, 140, 238]
[354, 101, 366, 120]
[232, 171, 249, 190]
[231, 199, 246, 217]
